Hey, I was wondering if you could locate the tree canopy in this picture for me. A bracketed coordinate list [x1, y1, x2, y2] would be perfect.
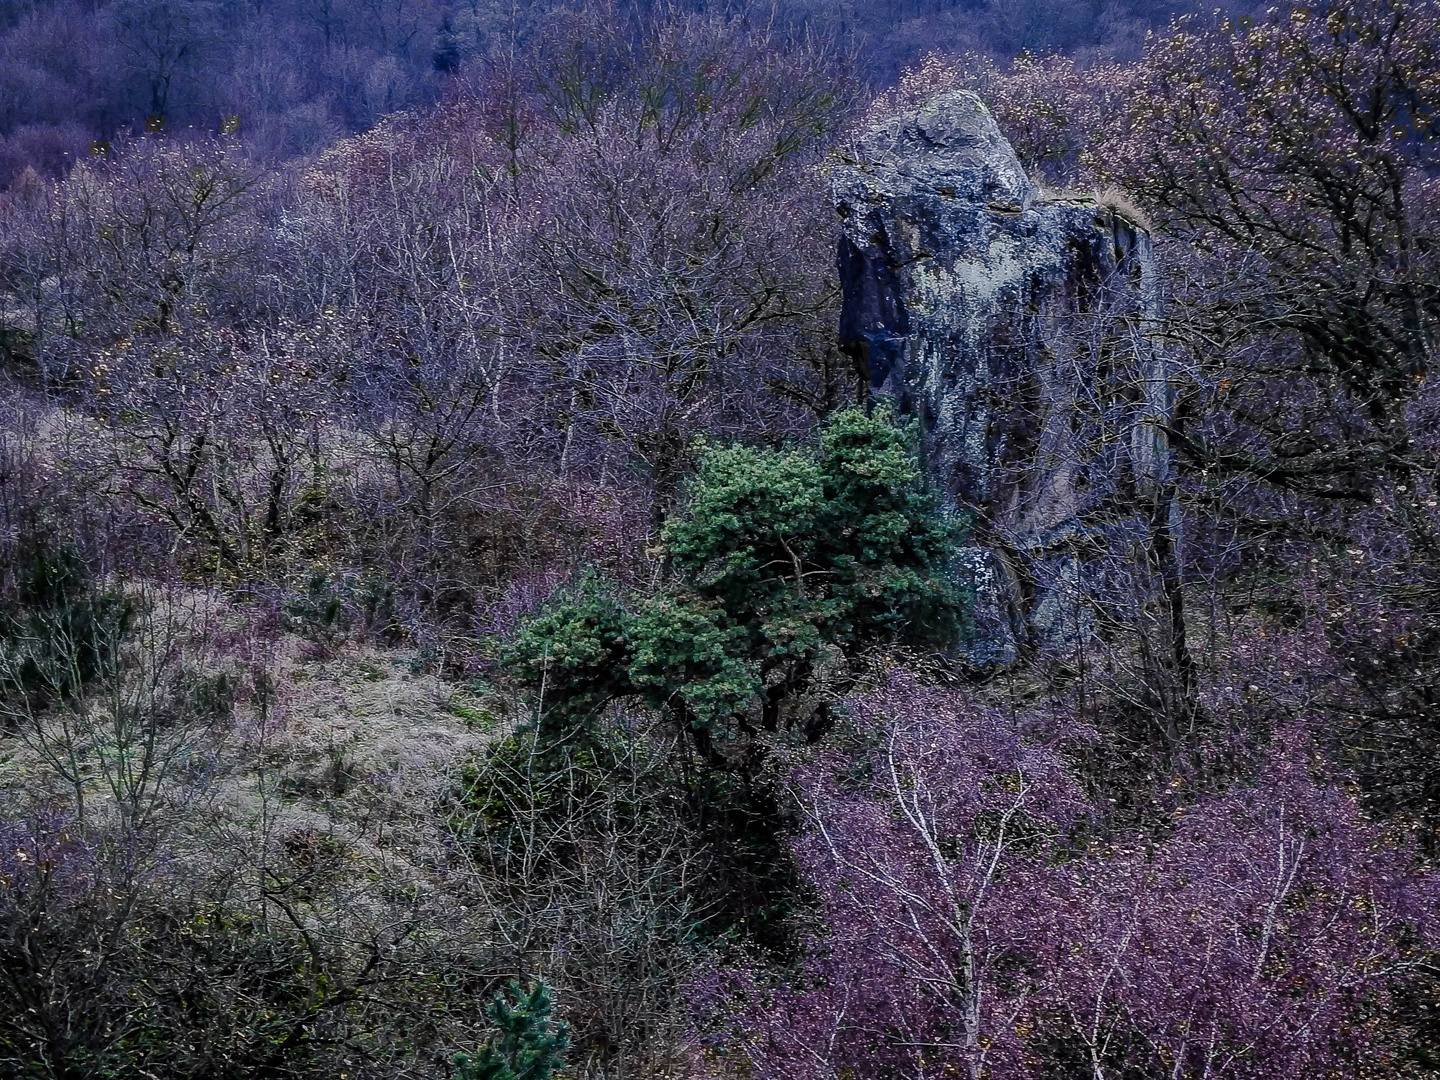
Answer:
[506, 405, 971, 763]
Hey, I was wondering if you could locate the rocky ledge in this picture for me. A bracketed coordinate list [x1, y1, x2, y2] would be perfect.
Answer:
[831, 90, 1175, 668]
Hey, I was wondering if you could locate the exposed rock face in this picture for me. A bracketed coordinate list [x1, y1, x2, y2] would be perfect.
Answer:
[831, 90, 1175, 668]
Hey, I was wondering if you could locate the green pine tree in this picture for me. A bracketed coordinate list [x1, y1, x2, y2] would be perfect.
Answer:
[505, 404, 971, 752]
[453, 982, 568, 1080]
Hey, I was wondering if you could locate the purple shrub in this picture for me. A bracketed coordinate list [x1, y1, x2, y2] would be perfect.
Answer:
[697, 674, 1087, 1080]
[1043, 732, 1437, 1078]
[0, 815, 95, 914]
[697, 677, 1437, 1080]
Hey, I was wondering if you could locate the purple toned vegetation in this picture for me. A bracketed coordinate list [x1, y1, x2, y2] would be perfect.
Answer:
[0, 0, 1438, 1076]
[698, 676, 1437, 1080]
[0, 0, 1208, 190]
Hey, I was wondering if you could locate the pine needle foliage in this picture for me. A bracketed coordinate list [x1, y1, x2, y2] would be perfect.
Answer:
[505, 405, 971, 754]
[453, 982, 569, 1080]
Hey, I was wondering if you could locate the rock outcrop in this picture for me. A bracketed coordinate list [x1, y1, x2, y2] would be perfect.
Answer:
[830, 91, 1175, 668]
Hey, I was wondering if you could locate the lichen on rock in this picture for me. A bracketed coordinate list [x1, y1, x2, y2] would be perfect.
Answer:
[831, 90, 1176, 668]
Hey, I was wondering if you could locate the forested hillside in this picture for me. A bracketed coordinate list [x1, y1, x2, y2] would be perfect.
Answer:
[0, 1, 1438, 1077]
[0, 0, 1199, 189]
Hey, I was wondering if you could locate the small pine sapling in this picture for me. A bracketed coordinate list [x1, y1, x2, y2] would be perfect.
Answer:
[454, 982, 569, 1080]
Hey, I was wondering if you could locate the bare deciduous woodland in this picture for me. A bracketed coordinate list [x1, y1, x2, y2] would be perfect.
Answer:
[1, 0, 1438, 1077]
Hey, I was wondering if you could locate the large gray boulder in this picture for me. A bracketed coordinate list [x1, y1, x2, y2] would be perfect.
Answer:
[830, 90, 1175, 668]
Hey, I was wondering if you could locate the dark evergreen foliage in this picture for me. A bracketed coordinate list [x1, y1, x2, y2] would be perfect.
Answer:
[454, 982, 568, 1080]
[0, 538, 132, 705]
[506, 405, 970, 760]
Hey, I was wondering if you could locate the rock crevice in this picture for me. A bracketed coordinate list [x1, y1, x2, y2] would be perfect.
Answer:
[831, 90, 1175, 667]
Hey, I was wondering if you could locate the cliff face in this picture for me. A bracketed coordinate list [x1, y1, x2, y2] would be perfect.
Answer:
[831, 90, 1174, 668]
